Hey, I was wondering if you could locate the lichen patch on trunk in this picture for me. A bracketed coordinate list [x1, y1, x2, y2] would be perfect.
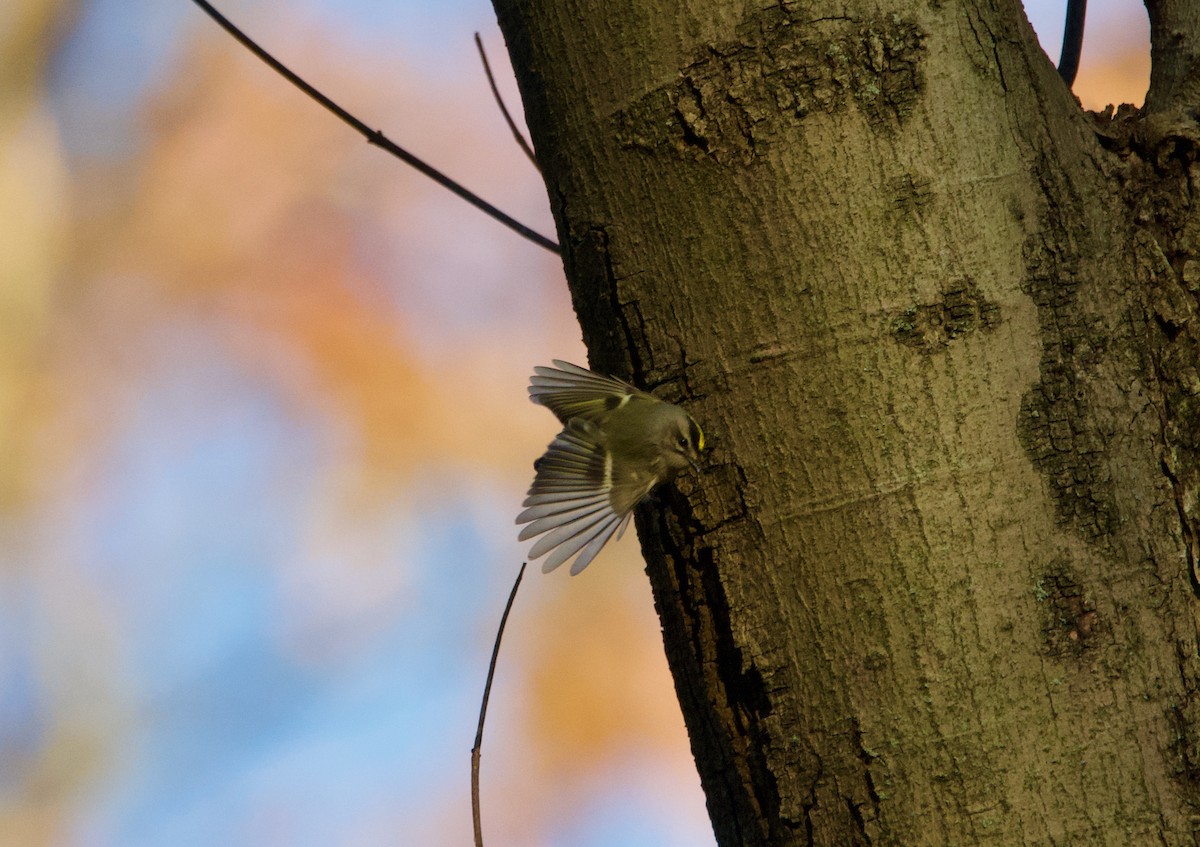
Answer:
[613, 11, 926, 164]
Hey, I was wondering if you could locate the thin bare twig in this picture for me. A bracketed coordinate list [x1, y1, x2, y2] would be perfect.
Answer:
[474, 33, 540, 172]
[472, 562, 527, 847]
[190, 0, 559, 255]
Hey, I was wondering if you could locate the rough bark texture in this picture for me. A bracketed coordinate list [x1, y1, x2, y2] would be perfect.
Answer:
[493, 0, 1200, 843]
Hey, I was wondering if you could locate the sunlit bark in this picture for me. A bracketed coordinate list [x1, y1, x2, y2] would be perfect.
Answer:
[494, 1, 1200, 842]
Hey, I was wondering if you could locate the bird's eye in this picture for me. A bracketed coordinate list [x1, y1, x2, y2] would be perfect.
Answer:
[677, 436, 689, 448]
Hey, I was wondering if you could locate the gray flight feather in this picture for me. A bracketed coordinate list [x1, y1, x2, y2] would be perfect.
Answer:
[518, 361, 704, 574]
[528, 359, 652, 424]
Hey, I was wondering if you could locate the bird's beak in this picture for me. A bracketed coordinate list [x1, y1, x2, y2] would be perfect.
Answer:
[687, 455, 702, 475]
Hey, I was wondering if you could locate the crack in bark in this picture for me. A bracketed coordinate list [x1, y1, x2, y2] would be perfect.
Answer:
[959, 3, 1010, 93]
[640, 495, 782, 846]
[1096, 107, 1200, 603]
[846, 719, 881, 843]
[560, 222, 654, 382]
[1161, 458, 1200, 597]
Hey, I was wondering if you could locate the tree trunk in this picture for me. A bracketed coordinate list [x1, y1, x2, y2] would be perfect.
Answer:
[492, 0, 1200, 843]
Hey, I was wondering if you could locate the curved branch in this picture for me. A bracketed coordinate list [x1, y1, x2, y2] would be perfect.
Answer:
[475, 33, 541, 172]
[1057, 0, 1086, 86]
[471, 562, 526, 847]
[191, 0, 560, 255]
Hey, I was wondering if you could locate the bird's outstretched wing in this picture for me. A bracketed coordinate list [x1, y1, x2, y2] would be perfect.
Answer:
[516, 419, 634, 575]
[528, 360, 652, 424]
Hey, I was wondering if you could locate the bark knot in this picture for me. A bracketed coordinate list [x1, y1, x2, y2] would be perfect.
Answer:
[889, 277, 1001, 352]
[1034, 562, 1100, 657]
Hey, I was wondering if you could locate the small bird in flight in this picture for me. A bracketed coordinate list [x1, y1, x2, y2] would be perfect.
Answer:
[517, 360, 705, 575]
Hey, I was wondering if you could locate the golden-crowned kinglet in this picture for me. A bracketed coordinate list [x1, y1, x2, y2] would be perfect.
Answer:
[517, 360, 705, 575]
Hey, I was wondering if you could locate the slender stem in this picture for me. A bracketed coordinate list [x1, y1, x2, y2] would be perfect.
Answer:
[1057, 0, 1086, 86]
[471, 562, 527, 847]
[474, 33, 541, 172]
[190, 0, 560, 255]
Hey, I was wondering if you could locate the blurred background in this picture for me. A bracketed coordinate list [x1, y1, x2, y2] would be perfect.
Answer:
[0, 2, 1150, 845]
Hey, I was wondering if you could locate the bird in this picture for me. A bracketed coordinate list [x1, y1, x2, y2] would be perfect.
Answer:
[517, 360, 705, 575]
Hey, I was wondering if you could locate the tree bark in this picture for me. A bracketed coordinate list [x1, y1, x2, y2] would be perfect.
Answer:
[492, 0, 1200, 843]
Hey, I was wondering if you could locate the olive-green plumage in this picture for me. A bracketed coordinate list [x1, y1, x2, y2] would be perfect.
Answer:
[517, 360, 704, 575]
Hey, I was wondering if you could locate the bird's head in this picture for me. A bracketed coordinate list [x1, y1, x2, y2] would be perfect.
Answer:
[655, 405, 705, 477]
